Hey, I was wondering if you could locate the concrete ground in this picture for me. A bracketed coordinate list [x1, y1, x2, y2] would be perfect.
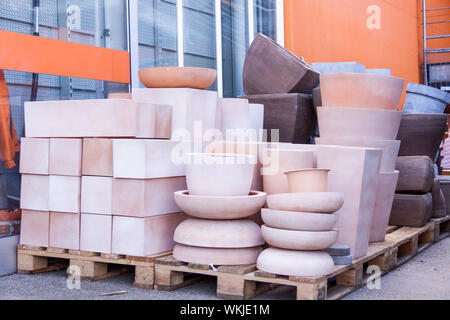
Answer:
[1, 237, 449, 300]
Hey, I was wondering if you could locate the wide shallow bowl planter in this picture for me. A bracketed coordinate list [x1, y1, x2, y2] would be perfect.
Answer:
[243, 33, 319, 95]
[317, 107, 402, 140]
[261, 209, 338, 231]
[285, 168, 330, 193]
[316, 137, 400, 172]
[257, 248, 335, 277]
[261, 225, 337, 250]
[320, 73, 404, 109]
[396, 114, 447, 160]
[138, 67, 216, 90]
[173, 244, 263, 265]
[174, 218, 264, 248]
[185, 153, 254, 196]
[403, 83, 450, 114]
[174, 190, 266, 220]
[267, 192, 344, 213]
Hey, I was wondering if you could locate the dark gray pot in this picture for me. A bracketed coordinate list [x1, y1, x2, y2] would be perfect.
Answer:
[403, 83, 450, 114]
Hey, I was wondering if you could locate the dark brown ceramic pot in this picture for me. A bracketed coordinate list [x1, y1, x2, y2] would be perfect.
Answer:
[389, 193, 432, 227]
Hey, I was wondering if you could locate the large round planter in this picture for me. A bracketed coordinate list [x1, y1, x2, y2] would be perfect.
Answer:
[284, 169, 330, 193]
[174, 190, 266, 220]
[267, 192, 344, 214]
[261, 209, 338, 231]
[257, 248, 335, 277]
[316, 137, 400, 172]
[396, 114, 447, 160]
[317, 107, 402, 140]
[402, 83, 450, 114]
[185, 153, 254, 196]
[139, 67, 216, 90]
[243, 33, 319, 95]
[369, 171, 399, 242]
[173, 244, 263, 265]
[174, 218, 264, 248]
[320, 73, 404, 109]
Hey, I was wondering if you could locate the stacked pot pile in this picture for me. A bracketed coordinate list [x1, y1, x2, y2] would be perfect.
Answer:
[173, 153, 267, 265]
[257, 168, 344, 277]
[316, 73, 405, 243]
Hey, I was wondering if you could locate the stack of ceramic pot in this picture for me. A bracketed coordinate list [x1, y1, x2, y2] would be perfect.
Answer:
[173, 153, 267, 265]
[315, 73, 405, 243]
[257, 168, 344, 277]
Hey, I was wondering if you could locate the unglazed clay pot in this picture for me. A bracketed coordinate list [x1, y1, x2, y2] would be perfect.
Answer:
[389, 193, 433, 227]
[174, 190, 266, 220]
[108, 92, 132, 99]
[261, 225, 337, 250]
[243, 33, 319, 95]
[320, 73, 405, 109]
[316, 137, 400, 172]
[317, 107, 402, 140]
[267, 192, 344, 213]
[173, 244, 263, 265]
[396, 114, 447, 160]
[257, 248, 335, 277]
[174, 218, 264, 248]
[185, 153, 254, 196]
[284, 168, 330, 193]
[138, 67, 216, 90]
[369, 171, 399, 242]
[312, 88, 322, 108]
[261, 209, 338, 231]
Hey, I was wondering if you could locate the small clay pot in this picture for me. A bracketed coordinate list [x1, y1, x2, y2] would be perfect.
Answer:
[267, 192, 344, 213]
[284, 168, 330, 193]
[139, 67, 216, 90]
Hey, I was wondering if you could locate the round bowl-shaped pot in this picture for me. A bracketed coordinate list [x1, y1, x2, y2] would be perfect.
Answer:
[174, 190, 266, 220]
[173, 244, 263, 265]
[317, 107, 402, 140]
[185, 153, 255, 196]
[257, 248, 335, 277]
[108, 92, 132, 99]
[396, 113, 447, 160]
[284, 168, 330, 193]
[267, 192, 344, 213]
[174, 218, 264, 248]
[139, 67, 216, 90]
[316, 137, 400, 172]
[403, 83, 450, 114]
[261, 225, 338, 250]
[320, 73, 404, 109]
[261, 209, 338, 231]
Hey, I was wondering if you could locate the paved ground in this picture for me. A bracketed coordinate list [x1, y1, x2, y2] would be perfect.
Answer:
[1, 237, 449, 300]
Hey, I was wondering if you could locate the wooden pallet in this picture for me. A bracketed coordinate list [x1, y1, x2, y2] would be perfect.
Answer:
[17, 246, 171, 289]
[431, 215, 450, 242]
[154, 222, 436, 300]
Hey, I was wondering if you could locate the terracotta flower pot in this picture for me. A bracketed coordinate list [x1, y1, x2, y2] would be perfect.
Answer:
[320, 73, 405, 109]
[261, 226, 337, 250]
[138, 67, 216, 90]
[261, 209, 338, 231]
[174, 190, 266, 220]
[243, 33, 319, 95]
[284, 168, 330, 193]
[318, 107, 402, 140]
[267, 192, 344, 213]
[403, 83, 450, 114]
[257, 248, 335, 277]
[185, 153, 255, 196]
[396, 113, 447, 160]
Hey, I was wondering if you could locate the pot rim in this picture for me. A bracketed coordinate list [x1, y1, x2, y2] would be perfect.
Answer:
[139, 66, 216, 73]
[283, 168, 330, 175]
[176, 190, 267, 200]
[320, 72, 405, 82]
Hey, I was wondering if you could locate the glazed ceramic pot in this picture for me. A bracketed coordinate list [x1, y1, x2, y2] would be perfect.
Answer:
[173, 244, 263, 265]
[389, 193, 433, 227]
[138, 67, 216, 90]
[369, 171, 399, 243]
[261, 209, 338, 231]
[284, 168, 330, 193]
[257, 248, 335, 277]
[267, 192, 344, 213]
[396, 114, 447, 160]
[403, 83, 450, 114]
[243, 33, 319, 95]
[317, 107, 402, 140]
[316, 137, 400, 172]
[262, 149, 314, 195]
[185, 153, 254, 196]
[320, 73, 404, 109]
[174, 190, 266, 220]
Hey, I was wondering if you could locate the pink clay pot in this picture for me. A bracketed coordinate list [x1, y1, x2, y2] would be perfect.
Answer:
[139, 67, 216, 90]
[267, 192, 344, 213]
[284, 168, 330, 193]
[261, 209, 338, 231]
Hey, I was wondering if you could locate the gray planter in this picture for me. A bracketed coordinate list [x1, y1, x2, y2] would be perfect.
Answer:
[403, 83, 450, 114]
[366, 69, 391, 76]
[311, 62, 366, 74]
[0, 235, 19, 276]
